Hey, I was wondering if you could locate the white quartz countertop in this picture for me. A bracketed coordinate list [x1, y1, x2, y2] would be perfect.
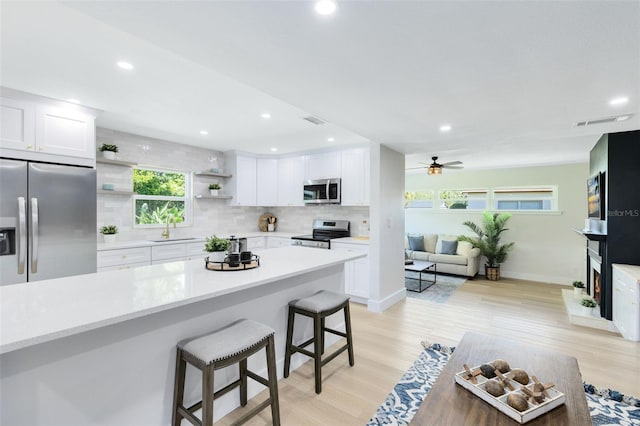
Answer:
[612, 263, 640, 283]
[333, 237, 370, 245]
[97, 231, 301, 251]
[0, 246, 364, 354]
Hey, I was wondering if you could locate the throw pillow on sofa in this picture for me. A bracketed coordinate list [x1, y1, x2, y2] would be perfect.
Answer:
[440, 240, 458, 255]
[408, 235, 425, 251]
[456, 240, 473, 256]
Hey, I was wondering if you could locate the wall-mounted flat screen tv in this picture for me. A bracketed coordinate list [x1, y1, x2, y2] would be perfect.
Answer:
[587, 172, 605, 219]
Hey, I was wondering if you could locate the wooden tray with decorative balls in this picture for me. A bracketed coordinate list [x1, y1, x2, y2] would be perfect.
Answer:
[204, 255, 260, 271]
[455, 359, 565, 424]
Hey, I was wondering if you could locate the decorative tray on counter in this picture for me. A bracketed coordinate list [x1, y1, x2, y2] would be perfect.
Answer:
[454, 360, 565, 424]
[204, 255, 260, 271]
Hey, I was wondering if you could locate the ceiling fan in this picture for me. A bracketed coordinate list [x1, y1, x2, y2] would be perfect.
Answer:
[407, 156, 464, 175]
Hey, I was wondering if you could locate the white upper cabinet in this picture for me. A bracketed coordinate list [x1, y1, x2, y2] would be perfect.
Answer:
[0, 89, 98, 166]
[341, 147, 370, 206]
[0, 97, 35, 151]
[226, 153, 257, 206]
[256, 158, 278, 206]
[277, 156, 304, 206]
[304, 151, 342, 180]
[35, 105, 95, 159]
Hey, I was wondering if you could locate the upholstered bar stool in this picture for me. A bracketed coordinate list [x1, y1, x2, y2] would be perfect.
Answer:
[283, 290, 354, 394]
[172, 319, 280, 426]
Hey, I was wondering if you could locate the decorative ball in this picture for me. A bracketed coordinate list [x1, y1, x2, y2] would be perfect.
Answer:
[484, 380, 505, 397]
[491, 359, 511, 373]
[510, 369, 530, 385]
[507, 393, 529, 412]
[479, 364, 497, 378]
[532, 383, 546, 402]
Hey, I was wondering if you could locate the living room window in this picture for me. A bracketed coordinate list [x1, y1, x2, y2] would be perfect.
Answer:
[132, 167, 192, 227]
[404, 190, 435, 208]
[438, 189, 488, 210]
[492, 186, 557, 211]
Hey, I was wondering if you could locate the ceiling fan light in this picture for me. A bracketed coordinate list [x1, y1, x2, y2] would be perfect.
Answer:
[427, 165, 442, 175]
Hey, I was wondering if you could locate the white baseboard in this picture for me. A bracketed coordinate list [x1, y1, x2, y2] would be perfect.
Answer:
[367, 288, 406, 313]
[498, 270, 573, 285]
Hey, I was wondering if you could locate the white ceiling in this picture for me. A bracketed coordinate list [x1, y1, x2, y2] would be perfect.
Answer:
[2, 1, 638, 170]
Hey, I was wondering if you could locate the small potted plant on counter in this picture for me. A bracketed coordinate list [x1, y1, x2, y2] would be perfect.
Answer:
[209, 183, 221, 196]
[99, 144, 119, 160]
[100, 225, 118, 244]
[572, 280, 585, 297]
[204, 235, 230, 262]
[580, 297, 597, 315]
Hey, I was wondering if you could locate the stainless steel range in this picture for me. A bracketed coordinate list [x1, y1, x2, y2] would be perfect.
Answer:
[291, 219, 350, 249]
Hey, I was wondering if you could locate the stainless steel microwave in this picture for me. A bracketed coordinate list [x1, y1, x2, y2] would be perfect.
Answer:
[303, 178, 341, 204]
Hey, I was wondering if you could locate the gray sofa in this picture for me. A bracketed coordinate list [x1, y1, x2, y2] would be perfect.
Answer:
[405, 233, 480, 278]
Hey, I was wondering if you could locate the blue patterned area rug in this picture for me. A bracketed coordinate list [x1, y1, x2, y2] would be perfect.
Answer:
[405, 272, 466, 303]
[367, 342, 640, 426]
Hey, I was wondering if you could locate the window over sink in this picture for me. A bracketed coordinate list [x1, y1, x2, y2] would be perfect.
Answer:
[132, 167, 191, 227]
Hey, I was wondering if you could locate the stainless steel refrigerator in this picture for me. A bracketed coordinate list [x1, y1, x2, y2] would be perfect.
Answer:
[0, 159, 96, 285]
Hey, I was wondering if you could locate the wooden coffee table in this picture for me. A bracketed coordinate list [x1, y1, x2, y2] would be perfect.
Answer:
[411, 332, 591, 425]
[405, 260, 437, 292]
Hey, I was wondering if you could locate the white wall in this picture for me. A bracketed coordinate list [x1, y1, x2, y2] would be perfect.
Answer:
[369, 143, 406, 312]
[97, 128, 368, 240]
[405, 163, 590, 284]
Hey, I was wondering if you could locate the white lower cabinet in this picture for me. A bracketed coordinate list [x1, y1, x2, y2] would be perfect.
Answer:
[331, 242, 370, 302]
[151, 241, 206, 264]
[267, 236, 292, 248]
[612, 264, 640, 341]
[97, 247, 152, 272]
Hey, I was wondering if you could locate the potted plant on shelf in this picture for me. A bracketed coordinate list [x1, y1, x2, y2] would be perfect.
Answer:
[209, 183, 221, 196]
[572, 280, 585, 297]
[580, 297, 597, 315]
[99, 144, 119, 160]
[204, 235, 230, 262]
[459, 212, 515, 281]
[100, 225, 118, 244]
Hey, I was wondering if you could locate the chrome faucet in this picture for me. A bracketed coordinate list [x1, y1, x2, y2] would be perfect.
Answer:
[162, 214, 176, 239]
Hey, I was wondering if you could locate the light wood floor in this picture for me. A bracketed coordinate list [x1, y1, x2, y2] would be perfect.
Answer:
[221, 277, 640, 425]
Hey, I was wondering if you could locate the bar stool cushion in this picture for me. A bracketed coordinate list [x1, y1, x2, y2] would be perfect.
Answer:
[179, 319, 274, 365]
[290, 290, 349, 313]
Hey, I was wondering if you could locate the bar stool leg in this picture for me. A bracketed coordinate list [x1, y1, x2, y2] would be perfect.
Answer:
[239, 358, 248, 407]
[172, 348, 187, 426]
[320, 317, 326, 355]
[283, 306, 295, 378]
[202, 364, 214, 426]
[313, 313, 323, 394]
[266, 335, 281, 426]
[344, 302, 355, 366]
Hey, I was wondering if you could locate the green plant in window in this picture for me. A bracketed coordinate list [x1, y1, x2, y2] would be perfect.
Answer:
[136, 201, 185, 225]
[439, 190, 468, 209]
[133, 169, 185, 196]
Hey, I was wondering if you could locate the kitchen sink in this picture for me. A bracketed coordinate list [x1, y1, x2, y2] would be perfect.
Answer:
[149, 237, 199, 243]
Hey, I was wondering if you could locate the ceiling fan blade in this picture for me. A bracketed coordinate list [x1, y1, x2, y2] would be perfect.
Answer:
[442, 165, 464, 169]
[405, 166, 426, 170]
[441, 161, 463, 167]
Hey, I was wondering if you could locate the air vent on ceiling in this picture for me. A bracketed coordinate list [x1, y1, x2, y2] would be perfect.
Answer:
[303, 116, 326, 125]
[575, 114, 633, 127]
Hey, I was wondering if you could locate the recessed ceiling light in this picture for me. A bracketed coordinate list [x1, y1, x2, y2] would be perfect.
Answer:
[117, 61, 134, 70]
[199, 130, 209, 135]
[315, 0, 337, 15]
[609, 96, 629, 106]
[439, 125, 452, 132]
[270, 147, 278, 152]
[261, 113, 271, 119]
[327, 137, 335, 142]
[67, 98, 81, 104]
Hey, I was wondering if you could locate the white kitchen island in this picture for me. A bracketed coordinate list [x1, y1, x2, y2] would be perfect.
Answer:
[0, 246, 365, 426]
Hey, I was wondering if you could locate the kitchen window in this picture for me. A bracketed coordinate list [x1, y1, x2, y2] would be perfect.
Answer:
[132, 167, 191, 227]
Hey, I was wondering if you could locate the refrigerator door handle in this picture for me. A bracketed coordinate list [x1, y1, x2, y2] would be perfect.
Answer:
[30, 197, 39, 274]
[18, 197, 27, 275]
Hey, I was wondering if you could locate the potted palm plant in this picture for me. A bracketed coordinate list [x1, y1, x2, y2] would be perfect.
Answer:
[209, 183, 221, 196]
[204, 235, 230, 262]
[100, 225, 118, 244]
[459, 212, 515, 281]
[572, 280, 585, 297]
[99, 144, 119, 160]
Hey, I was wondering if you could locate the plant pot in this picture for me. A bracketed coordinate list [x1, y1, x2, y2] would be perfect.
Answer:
[573, 287, 584, 297]
[102, 151, 116, 160]
[208, 251, 226, 262]
[485, 265, 500, 281]
[103, 234, 116, 244]
[210, 189, 219, 196]
[580, 306, 595, 316]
